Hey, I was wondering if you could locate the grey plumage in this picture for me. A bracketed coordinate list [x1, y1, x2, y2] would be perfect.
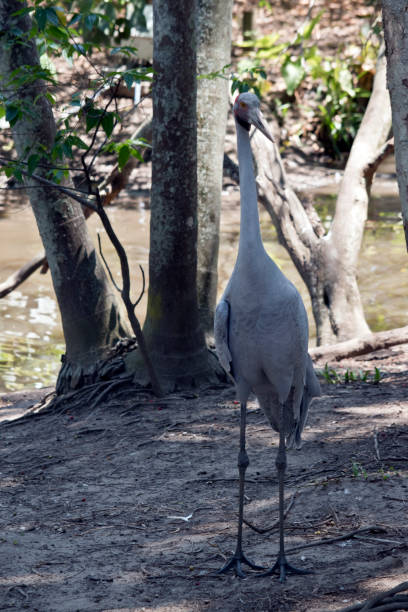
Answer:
[214, 91, 321, 581]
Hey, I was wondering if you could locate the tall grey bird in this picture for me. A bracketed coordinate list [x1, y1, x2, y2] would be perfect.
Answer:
[214, 92, 321, 582]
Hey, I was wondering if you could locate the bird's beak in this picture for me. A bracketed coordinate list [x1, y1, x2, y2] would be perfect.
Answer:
[251, 108, 274, 142]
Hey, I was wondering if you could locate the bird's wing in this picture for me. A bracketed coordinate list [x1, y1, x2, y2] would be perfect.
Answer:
[214, 299, 232, 373]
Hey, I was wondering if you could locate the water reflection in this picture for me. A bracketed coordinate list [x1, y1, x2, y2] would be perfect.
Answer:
[0, 192, 407, 392]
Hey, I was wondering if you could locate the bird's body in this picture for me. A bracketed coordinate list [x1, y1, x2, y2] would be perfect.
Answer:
[219, 257, 309, 443]
[215, 92, 320, 580]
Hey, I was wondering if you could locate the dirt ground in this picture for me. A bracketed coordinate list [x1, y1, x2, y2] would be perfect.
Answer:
[2, 2, 407, 611]
[1, 345, 408, 612]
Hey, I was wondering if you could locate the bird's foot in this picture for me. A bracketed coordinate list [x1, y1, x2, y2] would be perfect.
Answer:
[257, 554, 312, 583]
[216, 550, 265, 578]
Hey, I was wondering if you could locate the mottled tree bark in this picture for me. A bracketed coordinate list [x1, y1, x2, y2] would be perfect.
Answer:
[141, 0, 223, 389]
[196, 0, 233, 337]
[0, 1, 130, 393]
[382, 0, 408, 249]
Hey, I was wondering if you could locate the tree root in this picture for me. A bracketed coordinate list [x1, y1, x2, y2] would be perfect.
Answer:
[334, 581, 408, 611]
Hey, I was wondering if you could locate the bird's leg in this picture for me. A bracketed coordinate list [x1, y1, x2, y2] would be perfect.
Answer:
[259, 402, 311, 582]
[217, 402, 264, 578]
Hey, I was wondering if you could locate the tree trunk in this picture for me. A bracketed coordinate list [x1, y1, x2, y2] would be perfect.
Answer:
[141, 0, 223, 390]
[196, 0, 233, 337]
[0, 1, 130, 393]
[252, 46, 392, 345]
[382, 0, 408, 249]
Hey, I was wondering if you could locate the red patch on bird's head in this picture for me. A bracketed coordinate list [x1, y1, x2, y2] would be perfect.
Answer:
[233, 94, 241, 116]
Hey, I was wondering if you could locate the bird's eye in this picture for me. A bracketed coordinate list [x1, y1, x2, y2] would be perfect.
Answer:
[240, 101, 247, 109]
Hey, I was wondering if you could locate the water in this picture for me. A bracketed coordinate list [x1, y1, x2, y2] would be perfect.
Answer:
[0, 186, 407, 392]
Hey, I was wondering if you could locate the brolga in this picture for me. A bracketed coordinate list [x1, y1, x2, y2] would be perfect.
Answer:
[214, 92, 321, 582]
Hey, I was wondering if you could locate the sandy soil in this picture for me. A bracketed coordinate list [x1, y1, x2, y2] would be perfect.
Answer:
[0, 346, 407, 612]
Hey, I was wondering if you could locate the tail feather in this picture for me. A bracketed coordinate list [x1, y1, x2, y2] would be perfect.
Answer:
[287, 354, 321, 449]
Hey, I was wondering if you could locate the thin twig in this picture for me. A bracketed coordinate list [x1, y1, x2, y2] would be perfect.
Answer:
[329, 502, 339, 526]
[97, 231, 121, 292]
[0, 162, 98, 211]
[286, 525, 386, 554]
[374, 427, 381, 461]
[353, 534, 402, 545]
[133, 265, 146, 308]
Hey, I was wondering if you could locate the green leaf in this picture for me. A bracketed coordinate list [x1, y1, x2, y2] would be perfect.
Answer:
[256, 43, 287, 59]
[27, 154, 40, 175]
[300, 10, 324, 40]
[110, 45, 138, 57]
[281, 58, 305, 95]
[123, 72, 136, 89]
[85, 106, 102, 132]
[45, 91, 56, 105]
[118, 145, 131, 171]
[101, 112, 115, 138]
[5, 104, 20, 126]
[337, 67, 355, 97]
[69, 135, 88, 150]
[34, 7, 47, 31]
[47, 25, 68, 42]
[45, 7, 61, 26]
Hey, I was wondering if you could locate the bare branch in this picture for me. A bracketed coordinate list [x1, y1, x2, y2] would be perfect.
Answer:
[286, 525, 386, 554]
[0, 253, 45, 298]
[309, 325, 408, 362]
[0, 162, 98, 212]
[97, 232, 121, 293]
[133, 265, 146, 309]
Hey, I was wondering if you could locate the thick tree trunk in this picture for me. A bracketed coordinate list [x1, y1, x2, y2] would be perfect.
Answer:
[252, 47, 392, 345]
[141, 0, 223, 390]
[0, 1, 130, 393]
[382, 0, 408, 249]
[196, 0, 233, 337]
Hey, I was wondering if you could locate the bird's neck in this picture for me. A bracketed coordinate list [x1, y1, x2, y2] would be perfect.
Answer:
[235, 119, 264, 261]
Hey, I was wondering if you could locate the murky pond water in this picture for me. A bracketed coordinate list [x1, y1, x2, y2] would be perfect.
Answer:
[0, 183, 407, 392]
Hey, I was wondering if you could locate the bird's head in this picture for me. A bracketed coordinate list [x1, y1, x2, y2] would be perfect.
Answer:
[233, 92, 274, 142]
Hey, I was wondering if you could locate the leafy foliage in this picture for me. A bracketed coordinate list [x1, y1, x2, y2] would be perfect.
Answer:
[0, 0, 153, 183]
[237, 10, 380, 156]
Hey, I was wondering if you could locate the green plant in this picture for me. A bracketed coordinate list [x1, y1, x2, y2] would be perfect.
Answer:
[321, 363, 341, 384]
[237, 10, 323, 96]
[378, 466, 397, 480]
[320, 364, 382, 385]
[237, 9, 379, 156]
[351, 459, 367, 479]
[0, 1, 153, 184]
[312, 55, 372, 156]
[230, 59, 268, 97]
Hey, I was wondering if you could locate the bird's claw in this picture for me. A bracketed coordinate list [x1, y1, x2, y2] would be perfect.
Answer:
[257, 554, 312, 582]
[216, 551, 265, 578]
